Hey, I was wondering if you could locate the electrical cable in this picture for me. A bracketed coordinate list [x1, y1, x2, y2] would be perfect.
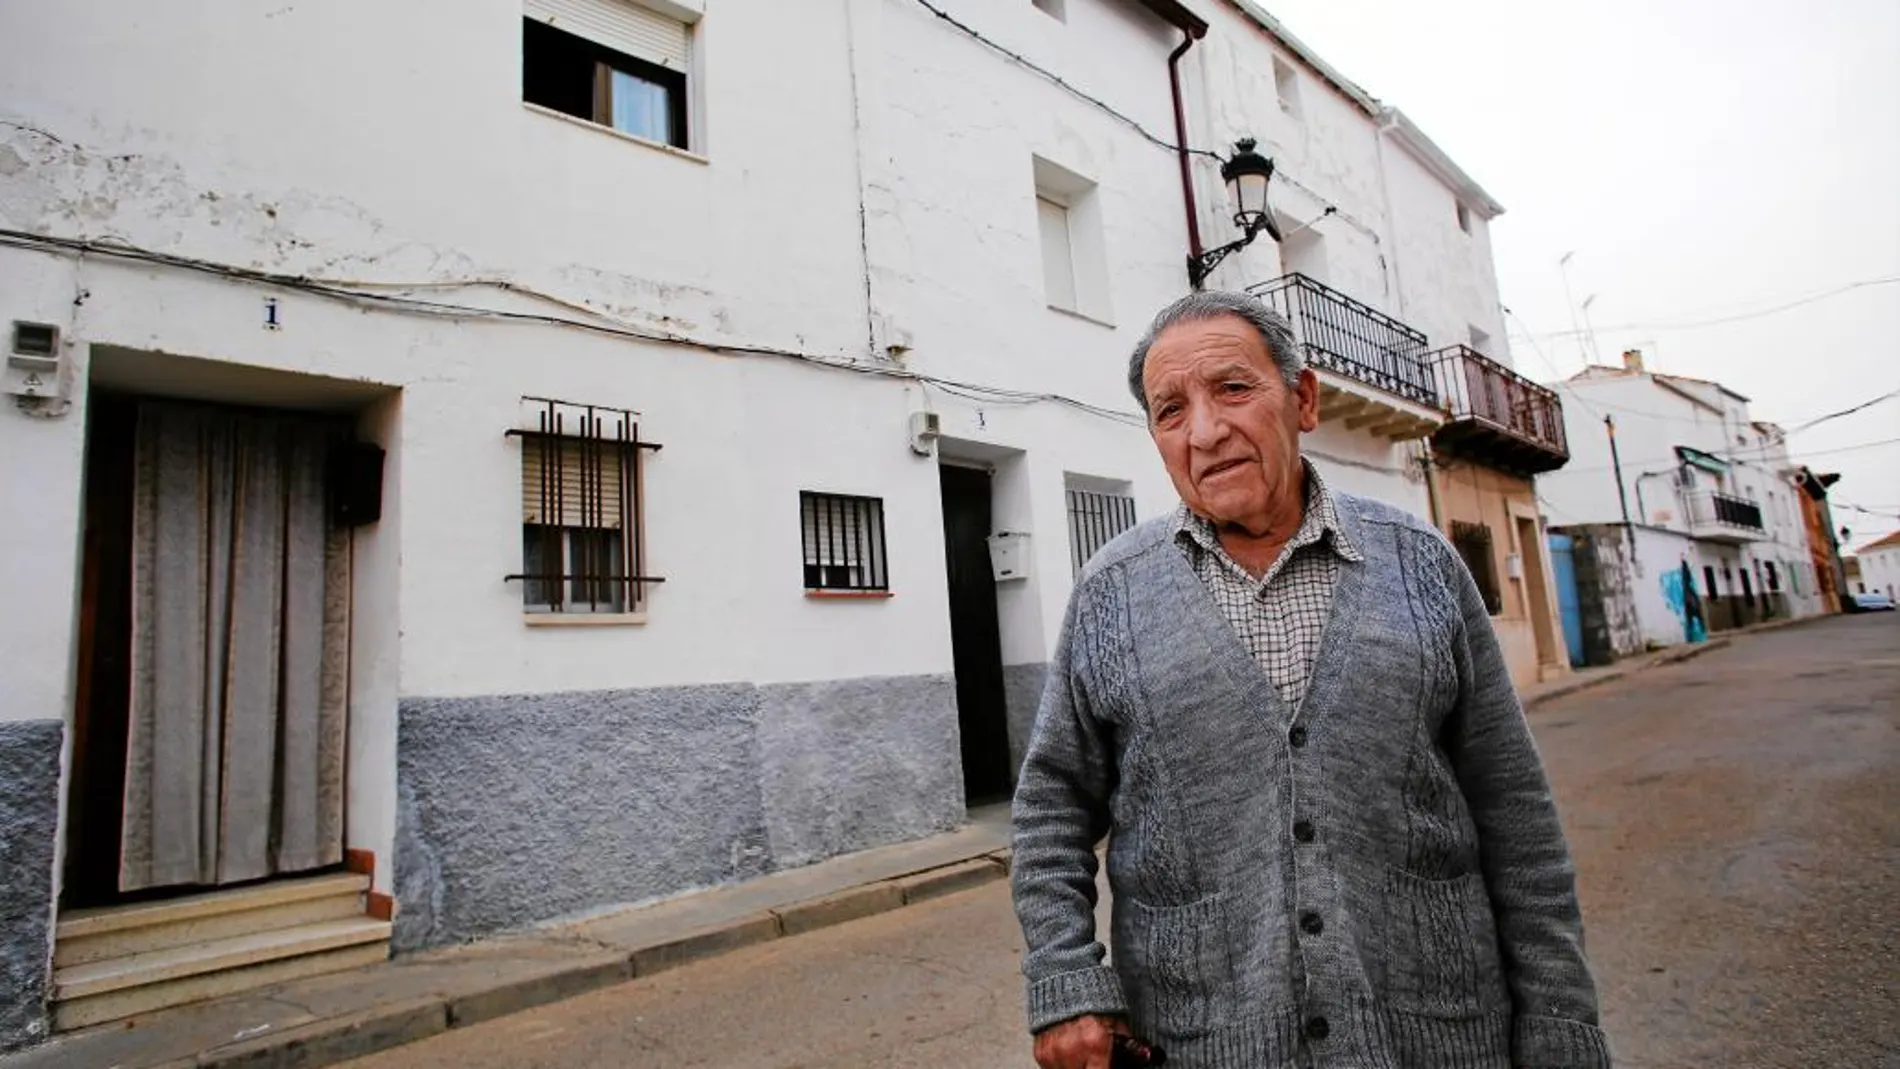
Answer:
[0, 227, 1158, 428]
[1504, 304, 1898, 438]
[1787, 388, 1900, 434]
[1512, 276, 1900, 337]
[904, 0, 1384, 243]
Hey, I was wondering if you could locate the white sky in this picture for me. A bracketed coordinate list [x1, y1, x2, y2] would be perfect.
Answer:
[1262, 0, 1900, 552]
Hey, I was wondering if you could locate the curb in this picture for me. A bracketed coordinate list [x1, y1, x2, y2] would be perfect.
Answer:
[131, 853, 1012, 1069]
[1525, 611, 1834, 711]
[1525, 638, 1734, 710]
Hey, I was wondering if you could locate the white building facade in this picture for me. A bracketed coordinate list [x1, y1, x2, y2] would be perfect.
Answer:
[1852, 532, 1900, 599]
[0, 0, 1544, 1042]
[1538, 352, 1827, 658]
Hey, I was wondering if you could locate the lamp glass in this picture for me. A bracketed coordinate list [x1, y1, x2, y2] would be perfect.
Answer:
[1232, 171, 1270, 223]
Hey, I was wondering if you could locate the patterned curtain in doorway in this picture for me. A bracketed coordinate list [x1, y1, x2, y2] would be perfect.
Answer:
[120, 401, 350, 892]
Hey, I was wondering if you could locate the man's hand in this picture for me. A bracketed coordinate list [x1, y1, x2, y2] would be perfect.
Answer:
[1033, 1013, 1131, 1069]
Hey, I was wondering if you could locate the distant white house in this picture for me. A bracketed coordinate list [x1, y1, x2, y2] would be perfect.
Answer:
[1537, 350, 1828, 656]
[1853, 531, 1900, 598]
[0, 0, 1559, 1044]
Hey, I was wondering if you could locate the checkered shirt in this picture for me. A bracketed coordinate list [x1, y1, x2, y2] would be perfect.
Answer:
[1173, 459, 1364, 710]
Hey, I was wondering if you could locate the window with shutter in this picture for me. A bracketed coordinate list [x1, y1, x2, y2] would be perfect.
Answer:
[800, 492, 889, 592]
[522, 0, 691, 149]
[509, 398, 662, 615]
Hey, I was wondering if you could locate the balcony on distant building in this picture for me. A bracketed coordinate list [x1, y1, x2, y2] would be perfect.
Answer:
[1428, 345, 1570, 475]
[1249, 273, 1444, 441]
[1684, 489, 1766, 543]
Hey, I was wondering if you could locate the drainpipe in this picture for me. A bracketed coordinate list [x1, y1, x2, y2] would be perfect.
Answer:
[1420, 444, 1443, 528]
[1167, 28, 1207, 272]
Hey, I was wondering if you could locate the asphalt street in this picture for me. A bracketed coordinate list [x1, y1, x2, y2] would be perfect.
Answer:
[344, 613, 1900, 1068]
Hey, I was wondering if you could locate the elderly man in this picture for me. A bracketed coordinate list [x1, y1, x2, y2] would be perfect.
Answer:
[1012, 291, 1611, 1069]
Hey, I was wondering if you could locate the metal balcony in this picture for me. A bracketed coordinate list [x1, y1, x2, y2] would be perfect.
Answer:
[1684, 489, 1766, 543]
[1249, 273, 1444, 441]
[1428, 345, 1570, 475]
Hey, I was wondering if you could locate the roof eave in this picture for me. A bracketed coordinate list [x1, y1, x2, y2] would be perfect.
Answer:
[1138, 0, 1208, 37]
[1379, 108, 1505, 217]
[1223, 0, 1382, 117]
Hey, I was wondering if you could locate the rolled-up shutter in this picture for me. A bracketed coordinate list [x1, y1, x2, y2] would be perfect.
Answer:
[522, 439, 625, 529]
[525, 0, 689, 70]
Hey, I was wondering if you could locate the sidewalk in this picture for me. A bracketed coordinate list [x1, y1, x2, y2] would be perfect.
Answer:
[3, 807, 1012, 1069]
[1521, 611, 1828, 711]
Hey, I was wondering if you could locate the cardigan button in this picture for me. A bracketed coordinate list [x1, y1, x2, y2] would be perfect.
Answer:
[1305, 1016, 1330, 1041]
[1300, 911, 1324, 935]
[1293, 820, 1315, 843]
[1289, 725, 1308, 748]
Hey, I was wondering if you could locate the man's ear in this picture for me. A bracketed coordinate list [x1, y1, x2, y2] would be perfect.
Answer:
[1294, 368, 1320, 432]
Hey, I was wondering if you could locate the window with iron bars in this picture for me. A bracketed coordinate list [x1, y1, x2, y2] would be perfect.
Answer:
[1067, 486, 1137, 576]
[800, 491, 890, 592]
[507, 398, 663, 614]
[1449, 520, 1503, 616]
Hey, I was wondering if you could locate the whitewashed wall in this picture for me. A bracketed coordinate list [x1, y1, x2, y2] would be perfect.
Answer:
[1, 0, 1518, 921]
[1860, 544, 1900, 598]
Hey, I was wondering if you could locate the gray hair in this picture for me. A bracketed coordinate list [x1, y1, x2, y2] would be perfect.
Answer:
[1126, 290, 1303, 413]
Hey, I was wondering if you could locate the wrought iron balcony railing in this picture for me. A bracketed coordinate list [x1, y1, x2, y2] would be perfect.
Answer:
[1685, 489, 1765, 535]
[1428, 345, 1570, 473]
[1248, 273, 1438, 408]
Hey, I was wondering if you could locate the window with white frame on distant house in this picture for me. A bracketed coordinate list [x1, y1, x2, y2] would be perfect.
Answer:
[1032, 156, 1112, 323]
[512, 398, 660, 616]
[522, 0, 692, 149]
[1032, 0, 1066, 20]
[801, 491, 890, 593]
[1066, 478, 1136, 576]
[1273, 56, 1303, 119]
[1450, 521, 1503, 615]
[1456, 201, 1473, 234]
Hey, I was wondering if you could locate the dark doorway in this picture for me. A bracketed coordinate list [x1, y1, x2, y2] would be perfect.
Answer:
[65, 394, 137, 907]
[938, 464, 1013, 804]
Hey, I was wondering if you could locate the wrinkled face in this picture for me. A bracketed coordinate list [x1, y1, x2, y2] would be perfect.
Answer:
[1141, 315, 1319, 531]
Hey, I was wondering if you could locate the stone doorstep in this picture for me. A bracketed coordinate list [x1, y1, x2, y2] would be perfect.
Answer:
[3, 854, 1009, 1069]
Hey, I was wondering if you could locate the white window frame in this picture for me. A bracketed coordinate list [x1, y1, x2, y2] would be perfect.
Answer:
[1032, 156, 1112, 325]
[1273, 56, 1303, 119]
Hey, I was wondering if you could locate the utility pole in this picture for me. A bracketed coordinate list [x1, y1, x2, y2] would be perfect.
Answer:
[1606, 415, 1633, 527]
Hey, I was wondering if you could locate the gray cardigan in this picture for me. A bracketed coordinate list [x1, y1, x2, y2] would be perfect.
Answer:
[1011, 495, 1612, 1069]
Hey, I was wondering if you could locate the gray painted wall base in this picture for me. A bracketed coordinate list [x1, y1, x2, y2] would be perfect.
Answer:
[0, 719, 62, 1053]
[1001, 662, 1048, 777]
[395, 673, 962, 950]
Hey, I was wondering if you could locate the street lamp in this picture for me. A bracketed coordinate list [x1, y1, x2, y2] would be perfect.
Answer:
[1188, 138, 1283, 290]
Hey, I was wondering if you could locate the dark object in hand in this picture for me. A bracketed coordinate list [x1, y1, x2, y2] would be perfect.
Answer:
[1109, 1033, 1166, 1067]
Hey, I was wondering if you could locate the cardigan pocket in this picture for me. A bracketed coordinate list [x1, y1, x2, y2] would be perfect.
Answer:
[1377, 867, 1507, 1019]
[1118, 893, 1234, 1039]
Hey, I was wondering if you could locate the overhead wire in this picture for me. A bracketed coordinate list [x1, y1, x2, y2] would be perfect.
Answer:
[904, 0, 1385, 243]
[1512, 276, 1900, 338]
[0, 227, 1156, 428]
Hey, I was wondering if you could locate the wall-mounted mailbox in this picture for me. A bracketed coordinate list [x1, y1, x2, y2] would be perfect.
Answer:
[988, 531, 1030, 582]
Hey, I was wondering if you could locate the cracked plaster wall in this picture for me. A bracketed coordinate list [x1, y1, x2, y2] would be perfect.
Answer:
[0, 0, 874, 357]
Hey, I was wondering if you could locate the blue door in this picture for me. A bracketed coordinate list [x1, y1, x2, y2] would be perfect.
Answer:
[1547, 534, 1586, 667]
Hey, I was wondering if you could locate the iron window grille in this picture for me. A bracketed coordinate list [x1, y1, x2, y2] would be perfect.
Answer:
[506, 397, 663, 613]
[800, 491, 889, 592]
[1449, 521, 1503, 616]
[1067, 488, 1136, 576]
